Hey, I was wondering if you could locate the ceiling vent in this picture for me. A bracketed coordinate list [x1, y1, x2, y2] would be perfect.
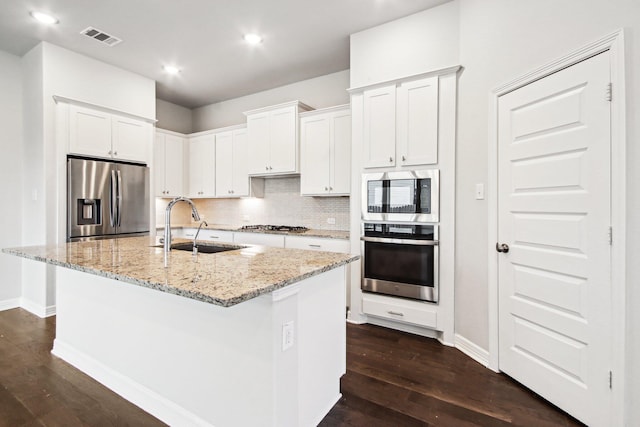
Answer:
[80, 27, 122, 47]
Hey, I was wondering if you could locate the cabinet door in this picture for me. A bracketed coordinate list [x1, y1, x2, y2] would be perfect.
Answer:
[189, 135, 215, 198]
[300, 115, 331, 195]
[363, 85, 396, 168]
[215, 131, 234, 197]
[231, 128, 250, 196]
[247, 112, 270, 175]
[397, 76, 439, 166]
[269, 106, 298, 174]
[163, 134, 185, 197]
[285, 235, 350, 253]
[154, 132, 167, 197]
[112, 115, 150, 163]
[331, 111, 352, 195]
[69, 105, 112, 159]
[233, 232, 285, 248]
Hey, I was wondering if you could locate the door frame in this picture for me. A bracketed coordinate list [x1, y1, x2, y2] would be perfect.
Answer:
[487, 29, 627, 425]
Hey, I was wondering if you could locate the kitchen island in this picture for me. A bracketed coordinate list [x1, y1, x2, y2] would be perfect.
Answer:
[4, 237, 357, 426]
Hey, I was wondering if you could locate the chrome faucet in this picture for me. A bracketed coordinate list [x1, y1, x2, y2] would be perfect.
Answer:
[192, 220, 208, 255]
[164, 196, 201, 265]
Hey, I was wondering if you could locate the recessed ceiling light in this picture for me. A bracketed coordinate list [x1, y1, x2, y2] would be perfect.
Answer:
[243, 33, 263, 45]
[30, 11, 59, 25]
[163, 65, 181, 75]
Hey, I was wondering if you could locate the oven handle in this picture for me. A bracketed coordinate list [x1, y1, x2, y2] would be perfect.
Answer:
[360, 236, 439, 246]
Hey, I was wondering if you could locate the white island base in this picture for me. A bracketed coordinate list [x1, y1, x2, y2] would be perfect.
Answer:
[52, 265, 347, 427]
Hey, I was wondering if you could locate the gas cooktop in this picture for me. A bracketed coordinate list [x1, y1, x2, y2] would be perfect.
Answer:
[239, 225, 309, 233]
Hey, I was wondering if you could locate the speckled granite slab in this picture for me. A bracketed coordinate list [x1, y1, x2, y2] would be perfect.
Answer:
[3, 237, 358, 307]
[157, 223, 350, 240]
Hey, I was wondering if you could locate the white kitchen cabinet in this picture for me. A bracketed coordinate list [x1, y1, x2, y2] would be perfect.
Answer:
[362, 76, 439, 169]
[69, 104, 150, 163]
[300, 105, 351, 196]
[154, 130, 185, 198]
[285, 235, 350, 253]
[199, 229, 234, 243]
[215, 127, 250, 197]
[362, 293, 438, 329]
[362, 85, 396, 168]
[233, 232, 285, 248]
[188, 133, 216, 198]
[245, 101, 313, 176]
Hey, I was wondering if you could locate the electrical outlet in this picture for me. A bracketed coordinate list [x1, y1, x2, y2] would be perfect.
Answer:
[282, 321, 294, 351]
[475, 183, 485, 200]
[327, 217, 336, 225]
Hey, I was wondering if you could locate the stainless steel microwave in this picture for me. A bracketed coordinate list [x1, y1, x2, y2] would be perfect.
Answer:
[362, 169, 439, 223]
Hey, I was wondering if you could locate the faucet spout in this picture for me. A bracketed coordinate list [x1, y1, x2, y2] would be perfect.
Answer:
[164, 196, 201, 266]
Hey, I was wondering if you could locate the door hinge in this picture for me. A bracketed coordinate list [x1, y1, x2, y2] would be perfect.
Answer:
[608, 226, 613, 245]
[609, 370, 613, 389]
[606, 82, 612, 101]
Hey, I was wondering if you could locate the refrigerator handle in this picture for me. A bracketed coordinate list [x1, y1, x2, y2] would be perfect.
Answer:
[110, 170, 117, 227]
[116, 170, 123, 226]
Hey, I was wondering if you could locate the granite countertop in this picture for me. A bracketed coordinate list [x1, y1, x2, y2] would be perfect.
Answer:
[3, 237, 358, 307]
[157, 223, 350, 240]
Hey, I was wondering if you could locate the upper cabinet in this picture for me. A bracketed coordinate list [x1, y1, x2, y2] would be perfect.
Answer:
[245, 101, 313, 176]
[361, 75, 439, 169]
[155, 130, 185, 198]
[215, 127, 251, 197]
[188, 133, 216, 198]
[300, 105, 351, 196]
[69, 104, 151, 164]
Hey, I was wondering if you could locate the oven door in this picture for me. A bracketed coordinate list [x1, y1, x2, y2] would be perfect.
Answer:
[361, 236, 439, 302]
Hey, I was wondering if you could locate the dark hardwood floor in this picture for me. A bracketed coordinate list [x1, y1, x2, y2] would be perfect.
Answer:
[0, 308, 583, 427]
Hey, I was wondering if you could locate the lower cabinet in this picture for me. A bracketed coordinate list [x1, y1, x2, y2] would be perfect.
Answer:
[362, 293, 438, 329]
[233, 232, 286, 248]
[284, 235, 349, 253]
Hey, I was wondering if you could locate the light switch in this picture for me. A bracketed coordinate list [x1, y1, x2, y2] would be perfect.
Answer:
[475, 183, 485, 200]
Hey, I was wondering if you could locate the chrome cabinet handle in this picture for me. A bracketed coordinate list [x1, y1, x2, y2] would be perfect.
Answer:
[387, 311, 404, 316]
[266, 166, 269, 171]
[309, 244, 321, 248]
[402, 155, 406, 161]
[108, 150, 113, 155]
[496, 243, 510, 253]
[389, 156, 393, 162]
[114, 151, 118, 156]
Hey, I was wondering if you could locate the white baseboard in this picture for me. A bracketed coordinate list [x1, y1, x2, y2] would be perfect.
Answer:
[19, 298, 56, 318]
[52, 339, 213, 427]
[0, 298, 20, 312]
[454, 334, 490, 367]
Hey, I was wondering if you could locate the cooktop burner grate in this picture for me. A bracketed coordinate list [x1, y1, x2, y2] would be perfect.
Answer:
[240, 225, 309, 233]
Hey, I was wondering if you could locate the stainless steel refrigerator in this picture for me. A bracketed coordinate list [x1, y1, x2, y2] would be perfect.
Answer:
[67, 157, 150, 241]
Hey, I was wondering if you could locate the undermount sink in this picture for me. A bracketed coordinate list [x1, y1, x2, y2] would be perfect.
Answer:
[171, 242, 243, 254]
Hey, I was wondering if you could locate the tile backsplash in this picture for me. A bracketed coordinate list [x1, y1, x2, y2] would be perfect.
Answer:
[156, 176, 350, 230]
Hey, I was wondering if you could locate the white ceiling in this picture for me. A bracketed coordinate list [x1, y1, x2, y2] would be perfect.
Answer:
[0, 0, 449, 109]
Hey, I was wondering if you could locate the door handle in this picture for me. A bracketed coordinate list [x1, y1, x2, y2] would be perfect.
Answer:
[496, 243, 509, 253]
[110, 170, 116, 227]
[116, 170, 122, 226]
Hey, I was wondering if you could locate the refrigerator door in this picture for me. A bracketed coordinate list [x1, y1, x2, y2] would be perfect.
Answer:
[114, 163, 150, 236]
[68, 158, 117, 240]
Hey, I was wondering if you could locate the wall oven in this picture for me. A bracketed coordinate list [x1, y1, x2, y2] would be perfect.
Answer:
[361, 223, 439, 303]
[362, 169, 439, 223]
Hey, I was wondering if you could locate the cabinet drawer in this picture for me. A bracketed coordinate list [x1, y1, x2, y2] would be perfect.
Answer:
[200, 230, 233, 243]
[285, 235, 349, 253]
[233, 232, 285, 248]
[362, 293, 437, 329]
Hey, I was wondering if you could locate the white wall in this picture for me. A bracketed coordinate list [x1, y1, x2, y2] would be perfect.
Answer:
[192, 70, 349, 131]
[349, 0, 459, 88]
[456, 0, 640, 424]
[18, 42, 156, 316]
[156, 99, 192, 134]
[0, 50, 23, 308]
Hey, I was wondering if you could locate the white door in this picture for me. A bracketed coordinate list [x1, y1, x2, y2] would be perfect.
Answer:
[69, 105, 112, 159]
[231, 128, 249, 196]
[215, 131, 234, 196]
[331, 110, 352, 195]
[497, 52, 611, 426]
[246, 112, 270, 174]
[269, 106, 297, 174]
[112, 116, 150, 163]
[362, 85, 396, 168]
[163, 134, 185, 198]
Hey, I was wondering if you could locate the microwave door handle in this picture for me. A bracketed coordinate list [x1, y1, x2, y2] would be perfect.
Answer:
[116, 169, 122, 226]
[360, 236, 439, 246]
[109, 170, 116, 227]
